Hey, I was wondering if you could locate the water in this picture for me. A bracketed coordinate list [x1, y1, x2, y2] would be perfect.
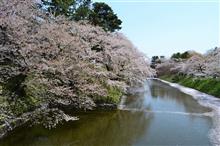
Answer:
[0, 79, 215, 146]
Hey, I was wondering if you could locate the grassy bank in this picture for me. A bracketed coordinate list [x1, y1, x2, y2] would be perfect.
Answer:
[160, 75, 220, 98]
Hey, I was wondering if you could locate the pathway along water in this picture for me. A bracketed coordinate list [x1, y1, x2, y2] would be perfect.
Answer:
[0, 79, 217, 146]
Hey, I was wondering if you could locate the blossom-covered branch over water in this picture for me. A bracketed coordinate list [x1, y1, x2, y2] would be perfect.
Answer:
[0, 0, 154, 136]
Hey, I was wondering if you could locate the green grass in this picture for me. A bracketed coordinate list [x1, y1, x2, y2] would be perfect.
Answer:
[160, 75, 220, 98]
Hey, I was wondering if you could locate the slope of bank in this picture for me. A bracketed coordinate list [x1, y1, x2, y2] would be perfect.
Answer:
[0, 0, 154, 138]
[160, 75, 220, 98]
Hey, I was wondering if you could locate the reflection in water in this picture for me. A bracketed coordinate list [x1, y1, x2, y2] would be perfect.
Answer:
[124, 80, 152, 110]
[0, 111, 153, 146]
[0, 79, 213, 146]
[150, 80, 210, 113]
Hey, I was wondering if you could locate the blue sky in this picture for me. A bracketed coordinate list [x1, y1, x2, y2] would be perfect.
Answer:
[94, 0, 219, 58]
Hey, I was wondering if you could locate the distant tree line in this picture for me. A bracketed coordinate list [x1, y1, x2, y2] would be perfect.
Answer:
[41, 0, 122, 32]
[171, 51, 190, 59]
[150, 51, 193, 69]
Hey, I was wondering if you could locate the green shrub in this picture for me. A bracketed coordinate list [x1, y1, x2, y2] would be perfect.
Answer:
[94, 84, 122, 104]
[106, 86, 122, 103]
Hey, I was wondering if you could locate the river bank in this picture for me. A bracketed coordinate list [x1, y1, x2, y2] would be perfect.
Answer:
[160, 75, 220, 98]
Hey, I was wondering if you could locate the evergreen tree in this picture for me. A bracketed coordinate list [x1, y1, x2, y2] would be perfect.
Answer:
[41, 0, 76, 16]
[89, 2, 122, 32]
[41, 1, 122, 32]
[72, 0, 91, 21]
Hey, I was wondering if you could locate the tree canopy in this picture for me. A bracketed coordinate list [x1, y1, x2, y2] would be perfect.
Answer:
[41, 0, 122, 32]
[171, 51, 190, 59]
[89, 2, 122, 32]
[41, 0, 77, 16]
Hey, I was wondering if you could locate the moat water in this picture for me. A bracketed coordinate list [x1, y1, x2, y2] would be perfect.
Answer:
[0, 79, 214, 146]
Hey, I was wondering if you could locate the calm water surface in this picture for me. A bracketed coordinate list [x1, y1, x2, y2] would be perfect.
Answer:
[0, 79, 213, 146]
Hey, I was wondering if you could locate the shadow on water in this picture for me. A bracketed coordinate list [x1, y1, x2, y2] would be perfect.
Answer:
[0, 110, 153, 146]
[0, 79, 214, 146]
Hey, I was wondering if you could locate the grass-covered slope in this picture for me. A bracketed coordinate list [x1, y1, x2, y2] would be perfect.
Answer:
[160, 75, 220, 98]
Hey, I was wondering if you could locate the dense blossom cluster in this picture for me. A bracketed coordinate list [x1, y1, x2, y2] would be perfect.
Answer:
[156, 48, 220, 77]
[0, 0, 154, 129]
